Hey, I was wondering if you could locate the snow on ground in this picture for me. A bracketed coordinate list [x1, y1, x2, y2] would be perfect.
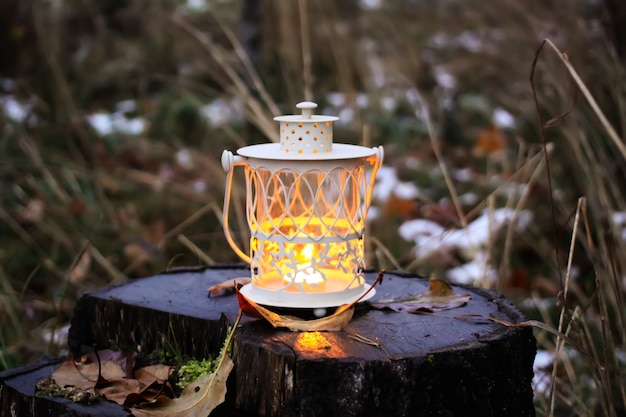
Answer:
[86, 99, 146, 136]
[612, 211, 626, 242]
[493, 107, 515, 128]
[0, 94, 37, 127]
[371, 165, 420, 203]
[200, 97, 243, 127]
[533, 349, 553, 395]
[87, 112, 146, 136]
[374, 164, 533, 285]
[446, 252, 498, 285]
[399, 207, 532, 260]
[0, 95, 31, 122]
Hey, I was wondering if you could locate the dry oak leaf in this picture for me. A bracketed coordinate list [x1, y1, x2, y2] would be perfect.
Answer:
[371, 278, 470, 313]
[99, 378, 143, 405]
[473, 124, 505, 157]
[235, 272, 383, 331]
[130, 355, 234, 417]
[52, 356, 126, 390]
[207, 277, 251, 297]
[98, 364, 174, 406]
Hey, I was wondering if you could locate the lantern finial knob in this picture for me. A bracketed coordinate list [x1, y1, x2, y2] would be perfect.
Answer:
[296, 101, 317, 120]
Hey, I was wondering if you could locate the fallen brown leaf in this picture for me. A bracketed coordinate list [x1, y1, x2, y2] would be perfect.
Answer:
[98, 378, 143, 405]
[473, 124, 505, 157]
[52, 356, 125, 390]
[238, 289, 355, 332]
[129, 310, 242, 416]
[135, 364, 172, 386]
[235, 272, 384, 331]
[99, 364, 174, 406]
[371, 278, 470, 313]
[207, 277, 251, 297]
[130, 356, 234, 417]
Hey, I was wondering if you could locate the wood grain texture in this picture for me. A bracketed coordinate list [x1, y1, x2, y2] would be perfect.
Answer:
[3, 266, 536, 417]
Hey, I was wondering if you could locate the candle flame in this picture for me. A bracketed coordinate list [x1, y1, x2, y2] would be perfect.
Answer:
[302, 244, 314, 259]
[284, 244, 325, 286]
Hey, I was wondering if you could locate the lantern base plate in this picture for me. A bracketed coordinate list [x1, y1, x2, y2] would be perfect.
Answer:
[239, 283, 376, 309]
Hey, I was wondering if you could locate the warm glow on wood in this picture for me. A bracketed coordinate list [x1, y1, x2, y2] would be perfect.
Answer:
[294, 332, 347, 358]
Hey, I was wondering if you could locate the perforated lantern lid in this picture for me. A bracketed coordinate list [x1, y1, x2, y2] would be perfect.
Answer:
[237, 101, 377, 161]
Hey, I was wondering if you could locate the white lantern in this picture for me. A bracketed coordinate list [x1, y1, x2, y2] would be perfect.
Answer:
[222, 102, 383, 308]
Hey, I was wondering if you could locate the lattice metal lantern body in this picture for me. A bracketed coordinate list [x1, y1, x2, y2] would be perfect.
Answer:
[222, 102, 383, 308]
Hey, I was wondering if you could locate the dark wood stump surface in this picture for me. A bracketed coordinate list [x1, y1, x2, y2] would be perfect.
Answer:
[1, 266, 536, 417]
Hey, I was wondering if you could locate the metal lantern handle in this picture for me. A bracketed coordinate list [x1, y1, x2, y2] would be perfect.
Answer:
[221, 150, 251, 264]
[366, 145, 385, 207]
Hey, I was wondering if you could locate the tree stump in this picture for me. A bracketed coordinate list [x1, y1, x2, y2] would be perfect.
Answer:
[1, 266, 536, 417]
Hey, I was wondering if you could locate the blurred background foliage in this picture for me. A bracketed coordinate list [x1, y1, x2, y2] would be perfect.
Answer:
[1, 0, 626, 415]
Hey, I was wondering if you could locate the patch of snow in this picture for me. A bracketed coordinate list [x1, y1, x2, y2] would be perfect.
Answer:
[87, 113, 114, 136]
[612, 211, 626, 226]
[326, 92, 346, 108]
[400, 208, 533, 281]
[200, 97, 243, 127]
[458, 31, 483, 53]
[445, 208, 533, 258]
[428, 33, 452, 49]
[381, 96, 396, 112]
[434, 67, 457, 90]
[399, 219, 445, 259]
[369, 58, 386, 88]
[0, 95, 32, 123]
[404, 157, 421, 170]
[372, 166, 419, 202]
[497, 182, 529, 199]
[429, 31, 483, 53]
[117, 115, 145, 135]
[459, 192, 479, 206]
[337, 107, 355, 125]
[43, 324, 70, 347]
[533, 349, 553, 395]
[452, 168, 474, 182]
[367, 205, 380, 221]
[446, 252, 497, 285]
[372, 166, 398, 202]
[115, 99, 137, 114]
[394, 181, 420, 200]
[184, 0, 209, 12]
[405, 88, 422, 106]
[360, 0, 382, 9]
[493, 107, 515, 128]
[193, 179, 207, 193]
[86, 111, 146, 136]
[355, 93, 369, 109]
[612, 211, 626, 242]
[176, 149, 193, 169]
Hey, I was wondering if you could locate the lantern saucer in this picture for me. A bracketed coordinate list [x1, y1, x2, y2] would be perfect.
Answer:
[237, 143, 377, 161]
[239, 282, 376, 309]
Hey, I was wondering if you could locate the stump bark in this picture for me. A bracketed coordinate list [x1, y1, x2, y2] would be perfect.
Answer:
[1, 266, 536, 417]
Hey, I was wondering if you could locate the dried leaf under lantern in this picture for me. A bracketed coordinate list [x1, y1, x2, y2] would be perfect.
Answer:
[233, 271, 384, 331]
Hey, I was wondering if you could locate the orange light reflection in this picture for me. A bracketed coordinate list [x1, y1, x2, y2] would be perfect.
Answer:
[294, 331, 347, 358]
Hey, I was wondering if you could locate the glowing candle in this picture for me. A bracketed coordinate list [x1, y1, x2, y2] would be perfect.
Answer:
[222, 101, 383, 308]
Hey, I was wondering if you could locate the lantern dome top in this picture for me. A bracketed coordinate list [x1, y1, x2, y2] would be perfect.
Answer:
[273, 101, 338, 123]
[237, 101, 378, 161]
